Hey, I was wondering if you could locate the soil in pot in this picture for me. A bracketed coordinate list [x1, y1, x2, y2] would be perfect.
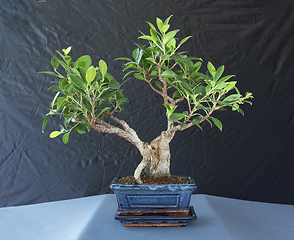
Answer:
[117, 173, 191, 185]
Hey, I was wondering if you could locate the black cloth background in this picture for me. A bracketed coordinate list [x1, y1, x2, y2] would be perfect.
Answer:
[0, 0, 293, 207]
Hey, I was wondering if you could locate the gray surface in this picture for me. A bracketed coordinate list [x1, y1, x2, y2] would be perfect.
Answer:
[0, 194, 293, 240]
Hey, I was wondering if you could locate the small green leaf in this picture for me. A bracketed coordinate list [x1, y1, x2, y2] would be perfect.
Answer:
[74, 55, 92, 69]
[75, 124, 87, 134]
[62, 132, 70, 144]
[177, 36, 192, 49]
[49, 131, 62, 138]
[224, 81, 237, 92]
[214, 65, 224, 81]
[207, 62, 216, 77]
[210, 117, 222, 131]
[168, 113, 186, 121]
[147, 21, 156, 31]
[86, 66, 96, 84]
[49, 85, 63, 92]
[156, 17, 164, 32]
[42, 113, 53, 132]
[218, 75, 235, 84]
[38, 71, 63, 78]
[115, 57, 132, 61]
[155, 81, 163, 89]
[64, 46, 72, 55]
[162, 24, 170, 33]
[223, 94, 242, 102]
[64, 56, 71, 65]
[134, 73, 145, 80]
[69, 74, 85, 90]
[138, 35, 155, 42]
[162, 30, 179, 45]
[150, 28, 158, 42]
[192, 117, 203, 130]
[57, 97, 66, 110]
[109, 78, 120, 89]
[163, 15, 173, 25]
[180, 122, 186, 130]
[99, 91, 115, 99]
[161, 70, 176, 78]
[51, 57, 59, 69]
[99, 60, 107, 77]
[117, 97, 128, 106]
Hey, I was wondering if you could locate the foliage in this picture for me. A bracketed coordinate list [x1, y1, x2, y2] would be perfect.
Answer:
[40, 16, 253, 144]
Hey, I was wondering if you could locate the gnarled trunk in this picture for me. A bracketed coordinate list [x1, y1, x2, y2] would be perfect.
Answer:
[134, 130, 175, 184]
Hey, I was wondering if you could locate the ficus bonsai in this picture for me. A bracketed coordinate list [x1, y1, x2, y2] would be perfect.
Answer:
[40, 16, 253, 184]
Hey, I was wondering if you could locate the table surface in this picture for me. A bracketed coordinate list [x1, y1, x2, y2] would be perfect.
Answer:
[0, 194, 293, 240]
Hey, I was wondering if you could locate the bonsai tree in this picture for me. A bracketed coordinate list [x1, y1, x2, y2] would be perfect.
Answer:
[40, 16, 253, 184]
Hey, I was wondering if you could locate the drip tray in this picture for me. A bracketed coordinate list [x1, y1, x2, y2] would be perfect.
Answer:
[114, 206, 197, 227]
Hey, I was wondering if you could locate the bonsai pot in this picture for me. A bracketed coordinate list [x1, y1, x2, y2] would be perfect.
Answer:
[110, 176, 197, 227]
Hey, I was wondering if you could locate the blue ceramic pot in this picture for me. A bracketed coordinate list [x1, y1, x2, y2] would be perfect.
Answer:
[110, 177, 197, 212]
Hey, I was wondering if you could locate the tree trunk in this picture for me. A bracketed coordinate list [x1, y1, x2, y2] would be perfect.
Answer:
[134, 130, 175, 184]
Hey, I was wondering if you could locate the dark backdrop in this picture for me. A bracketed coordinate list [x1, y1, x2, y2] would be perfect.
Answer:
[0, 0, 293, 207]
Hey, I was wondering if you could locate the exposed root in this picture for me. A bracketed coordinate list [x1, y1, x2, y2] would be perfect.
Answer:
[134, 158, 149, 184]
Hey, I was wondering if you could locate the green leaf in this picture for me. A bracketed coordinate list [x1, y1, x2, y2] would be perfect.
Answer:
[210, 117, 222, 131]
[218, 75, 235, 84]
[62, 132, 70, 144]
[64, 56, 71, 65]
[173, 90, 182, 98]
[117, 97, 128, 106]
[82, 98, 92, 113]
[42, 113, 53, 132]
[134, 73, 145, 80]
[97, 107, 111, 118]
[163, 15, 173, 25]
[69, 74, 85, 90]
[64, 82, 75, 95]
[161, 70, 176, 78]
[192, 117, 203, 130]
[155, 81, 163, 89]
[223, 94, 241, 102]
[150, 28, 158, 42]
[224, 81, 237, 92]
[74, 55, 92, 69]
[51, 57, 59, 69]
[164, 104, 177, 117]
[99, 91, 115, 99]
[168, 113, 186, 121]
[162, 30, 179, 45]
[180, 122, 186, 130]
[147, 21, 156, 31]
[115, 57, 132, 61]
[214, 65, 224, 81]
[138, 35, 155, 42]
[109, 78, 120, 89]
[38, 71, 63, 78]
[177, 36, 192, 49]
[49, 131, 62, 138]
[207, 62, 216, 77]
[75, 124, 87, 134]
[49, 85, 63, 92]
[99, 60, 107, 77]
[86, 66, 96, 84]
[156, 17, 164, 32]
[57, 97, 66, 110]
[162, 24, 170, 33]
[59, 61, 71, 72]
[64, 46, 71, 55]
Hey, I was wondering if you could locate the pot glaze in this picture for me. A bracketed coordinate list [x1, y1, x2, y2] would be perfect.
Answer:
[110, 177, 197, 211]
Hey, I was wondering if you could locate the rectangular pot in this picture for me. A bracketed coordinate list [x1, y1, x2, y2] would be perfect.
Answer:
[110, 177, 197, 212]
